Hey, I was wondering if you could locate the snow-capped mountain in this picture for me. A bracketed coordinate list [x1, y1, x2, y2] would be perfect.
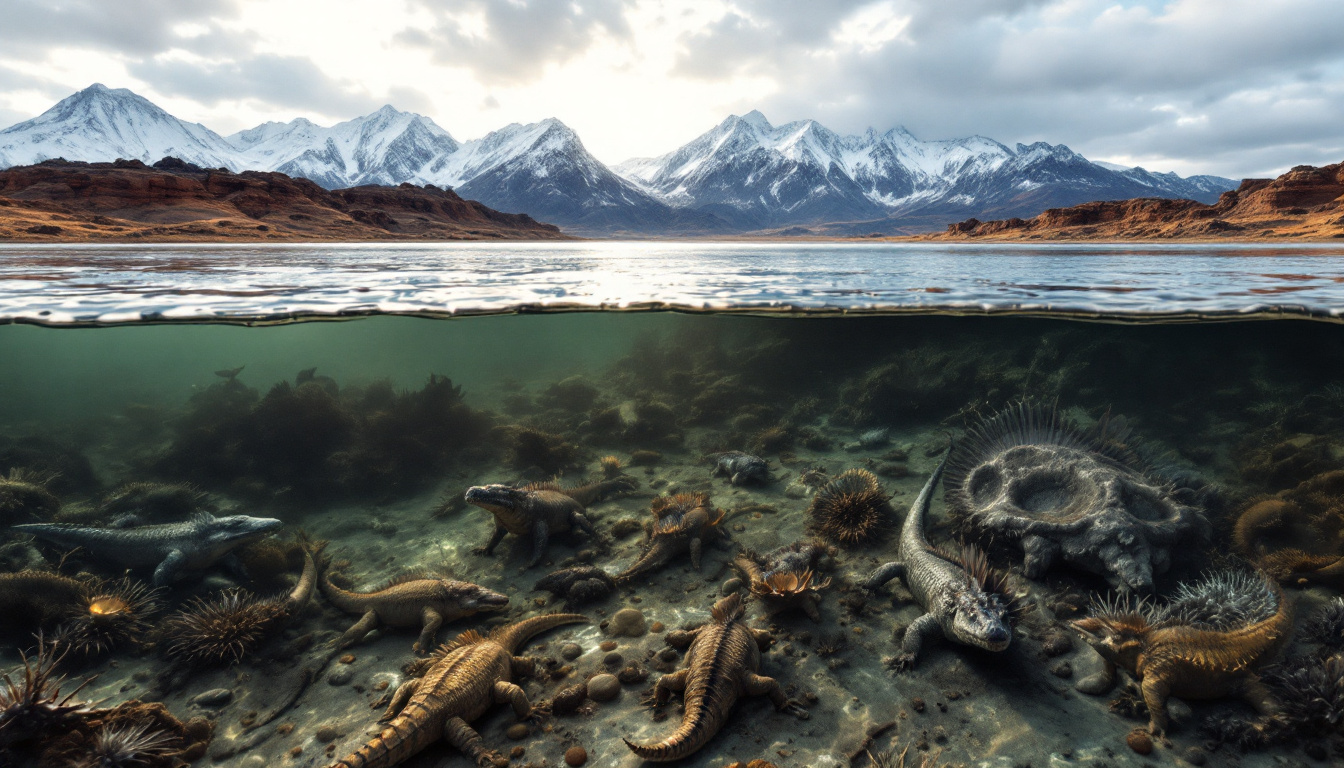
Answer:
[0, 86, 1237, 234]
[617, 112, 1237, 229]
[0, 84, 241, 169]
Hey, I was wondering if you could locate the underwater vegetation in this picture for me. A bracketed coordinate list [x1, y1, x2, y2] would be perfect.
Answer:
[0, 468, 60, 527]
[1234, 469, 1344, 588]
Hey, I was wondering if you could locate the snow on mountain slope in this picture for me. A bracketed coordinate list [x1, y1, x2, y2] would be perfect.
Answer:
[0, 84, 242, 169]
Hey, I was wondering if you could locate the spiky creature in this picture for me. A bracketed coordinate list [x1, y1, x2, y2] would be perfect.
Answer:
[0, 467, 60, 525]
[161, 590, 285, 666]
[1305, 597, 1344, 650]
[76, 721, 178, 768]
[56, 577, 163, 659]
[1264, 655, 1344, 736]
[600, 455, 624, 478]
[0, 641, 92, 750]
[808, 469, 893, 545]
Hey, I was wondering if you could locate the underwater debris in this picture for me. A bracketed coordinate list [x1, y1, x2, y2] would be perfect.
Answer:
[534, 565, 617, 605]
[864, 452, 1013, 670]
[625, 594, 808, 761]
[1305, 597, 1344, 649]
[14, 512, 284, 586]
[734, 541, 834, 622]
[0, 468, 60, 526]
[1071, 569, 1292, 736]
[55, 576, 162, 659]
[709, 451, 772, 486]
[318, 556, 509, 653]
[1233, 470, 1344, 588]
[945, 403, 1210, 592]
[466, 476, 636, 568]
[613, 492, 727, 581]
[333, 613, 585, 768]
[1264, 654, 1344, 736]
[808, 469, 893, 546]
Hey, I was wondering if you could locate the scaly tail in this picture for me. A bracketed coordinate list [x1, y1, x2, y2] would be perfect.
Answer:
[493, 613, 586, 655]
[328, 713, 439, 768]
[623, 705, 718, 763]
[285, 539, 324, 614]
[901, 446, 952, 550]
[615, 541, 672, 583]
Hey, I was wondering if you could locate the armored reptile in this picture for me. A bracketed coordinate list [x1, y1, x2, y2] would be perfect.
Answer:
[466, 476, 636, 567]
[318, 557, 510, 653]
[863, 451, 1013, 670]
[535, 492, 726, 603]
[709, 451, 772, 486]
[1072, 570, 1294, 737]
[12, 513, 283, 586]
[625, 593, 809, 762]
[734, 540, 834, 622]
[330, 612, 586, 768]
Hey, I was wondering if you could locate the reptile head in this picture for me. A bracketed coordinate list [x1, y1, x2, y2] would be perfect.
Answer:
[1071, 616, 1144, 669]
[202, 514, 283, 547]
[464, 484, 528, 514]
[952, 589, 1012, 652]
[443, 581, 510, 612]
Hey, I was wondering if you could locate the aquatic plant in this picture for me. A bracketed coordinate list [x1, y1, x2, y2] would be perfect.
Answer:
[0, 467, 61, 525]
[1233, 470, 1344, 588]
[0, 640, 92, 750]
[161, 589, 286, 666]
[807, 469, 892, 545]
[1305, 597, 1344, 649]
[503, 426, 587, 475]
[56, 576, 162, 659]
[0, 435, 100, 495]
[0, 570, 88, 642]
[539, 375, 601, 412]
[96, 481, 204, 524]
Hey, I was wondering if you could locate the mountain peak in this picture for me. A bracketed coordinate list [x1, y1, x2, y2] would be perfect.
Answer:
[740, 109, 771, 129]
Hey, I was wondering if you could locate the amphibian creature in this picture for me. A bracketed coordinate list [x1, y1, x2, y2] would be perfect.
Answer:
[864, 451, 1013, 670]
[330, 613, 585, 768]
[625, 594, 808, 761]
[1072, 570, 1294, 737]
[536, 492, 726, 604]
[734, 541, 834, 622]
[709, 451, 772, 486]
[465, 477, 636, 568]
[319, 558, 510, 653]
[945, 404, 1210, 592]
[13, 513, 283, 586]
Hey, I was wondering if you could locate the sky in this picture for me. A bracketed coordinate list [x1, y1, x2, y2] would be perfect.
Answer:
[0, 0, 1341, 178]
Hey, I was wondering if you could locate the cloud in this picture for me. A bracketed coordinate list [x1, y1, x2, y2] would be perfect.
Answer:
[0, 0, 238, 56]
[397, 0, 633, 85]
[129, 52, 382, 116]
[670, 0, 1344, 177]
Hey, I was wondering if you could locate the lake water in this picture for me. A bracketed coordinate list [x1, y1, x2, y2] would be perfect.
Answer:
[2, 242, 1343, 768]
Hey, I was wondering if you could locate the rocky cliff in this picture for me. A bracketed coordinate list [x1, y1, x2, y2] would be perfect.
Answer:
[0, 157, 567, 241]
[936, 162, 1344, 240]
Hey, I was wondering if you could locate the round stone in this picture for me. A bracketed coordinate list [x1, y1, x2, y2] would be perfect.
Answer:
[721, 578, 744, 595]
[506, 723, 530, 740]
[603, 652, 623, 667]
[327, 668, 353, 686]
[564, 746, 588, 766]
[608, 608, 647, 637]
[314, 725, 340, 744]
[191, 688, 233, 707]
[586, 673, 621, 702]
[560, 642, 583, 661]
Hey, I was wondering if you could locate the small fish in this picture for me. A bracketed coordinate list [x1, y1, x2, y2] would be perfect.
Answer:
[214, 366, 244, 380]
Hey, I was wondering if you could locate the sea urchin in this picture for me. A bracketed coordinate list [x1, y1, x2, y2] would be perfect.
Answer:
[57, 577, 162, 659]
[807, 469, 892, 545]
[161, 590, 285, 667]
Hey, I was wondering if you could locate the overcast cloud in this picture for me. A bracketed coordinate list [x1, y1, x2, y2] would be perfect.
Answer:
[0, 0, 1340, 177]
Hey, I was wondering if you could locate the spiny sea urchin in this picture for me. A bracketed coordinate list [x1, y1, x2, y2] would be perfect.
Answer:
[1304, 596, 1344, 649]
[0, 640, 92, 750]
[161, 590, 285, 667]
[1265, 654, 1344, 736]
[56, 577, 162, 659]
[76, 721, 178, 768]
[807, 469, 893, 545]
[599, 455, 624, 478]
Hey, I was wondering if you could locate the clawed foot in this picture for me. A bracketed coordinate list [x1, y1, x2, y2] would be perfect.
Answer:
[781, 700, 810, 720]
[525, 703, 552, 725]
[887, 653, 916, 673]
[638, 688, 664, 709]
[474, 751, 508, 768]
[471, 546, 490, 556]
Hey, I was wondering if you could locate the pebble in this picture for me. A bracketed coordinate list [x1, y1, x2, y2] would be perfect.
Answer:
[603, 651, 623, 667]
[658, 647, 679, 662]
[327, 667, 354, 686]
[721, 577, 743, 595]
[506, 723, 530, 740]
[1126, 729, 1153, 755]
[560, 642, 583, 660]
[911, 697, 925, 713]
[242, 757, 266, 768]
[511, 746, 526, 759]
[1040, 630, 1073, 657]
[650, 621, 665, 633]
[609, 608, 648, 637]
[586, 673, 621, 702]
[1183, 747, 1207, 765]
[617, 665, 649, 684]
[552, 684, 587, 714]
[314, 725, 340, 743]
[565, 746, 588, 766]
[192, 689, 233, 707]
[1050, 660, 1073, 679]
[599, 640, 618, 652]
[339, 654, 356, 664]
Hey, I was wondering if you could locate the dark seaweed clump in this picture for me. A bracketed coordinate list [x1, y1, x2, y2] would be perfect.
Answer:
[155, 372, 494, 501]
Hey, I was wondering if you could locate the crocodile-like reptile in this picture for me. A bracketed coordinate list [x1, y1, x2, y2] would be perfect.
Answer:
[1072, 570, 1294, 737]
[330, 612, 586, 768]
[862, 450, 1013, 670]
[319, 557, 510, 653]
[465, 476, 636, 567]
[734, 540, 834, 622]
[13, 512, 283, 586]
[625, 593, 808, 762]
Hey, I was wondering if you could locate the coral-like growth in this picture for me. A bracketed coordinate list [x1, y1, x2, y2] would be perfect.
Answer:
[0, 468, 60, 525]
[504, 426, 587, 475]
[96, 481, 205, 524]
[0, 641, 92, 751]
[56, 577, 162, 659]
[161, 590, 285, 667]
[807, 469, 893, 545]
[1233, 470, 1344, 589]
[599, 455, 624, 479]
[1305, 597, 1344, 649]
[1264, 655, 1344, 736]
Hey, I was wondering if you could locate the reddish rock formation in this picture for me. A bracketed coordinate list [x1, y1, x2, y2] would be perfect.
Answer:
[935, 161, 1344, 241]
[0, 157, 568, 241]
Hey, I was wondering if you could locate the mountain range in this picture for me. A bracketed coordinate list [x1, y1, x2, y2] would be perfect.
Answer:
[0, 84, 1237, 235]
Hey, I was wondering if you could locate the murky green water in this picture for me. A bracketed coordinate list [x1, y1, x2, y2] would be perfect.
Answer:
[3, 312, 1343, 768]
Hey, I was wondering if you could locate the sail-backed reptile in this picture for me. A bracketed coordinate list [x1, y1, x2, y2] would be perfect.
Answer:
[1072, 569, 1294, 737]
[466, 476, 636, 567]
[862, 449, 1013, 670]
[330, 612, 586, 768]
[317, 555, 510, 653]
[624, 593, 808, 762]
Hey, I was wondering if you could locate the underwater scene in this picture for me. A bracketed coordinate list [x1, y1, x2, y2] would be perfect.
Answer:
[5, 311, 1344, 768]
